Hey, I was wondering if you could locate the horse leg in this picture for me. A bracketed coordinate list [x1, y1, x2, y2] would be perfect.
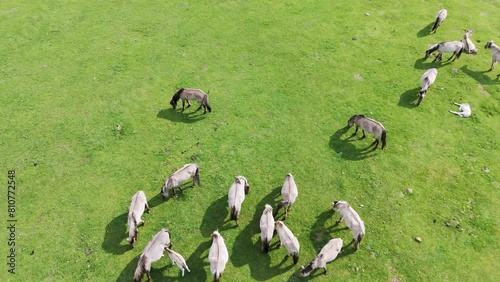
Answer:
[181, 100, 186, 111]
[446, 52, 456, 62]
[432, 53, 439, 62]
[361, 130, 366, 139]
[335, 216, 344, 225]
[186, 100, 191, 108]
[145, 203, 150, 214]
[373, 139, 380, 150]
[146, 270, 152, 282]
[352, 125, 359, 136]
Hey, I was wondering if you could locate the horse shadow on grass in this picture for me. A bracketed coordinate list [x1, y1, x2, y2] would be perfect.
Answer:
[329, 126, 377, 161]
[413, 58, 453, 70]
[102, 212, 133, 255]
[148, 183, 199, 209]
[460, 65, 500, 86]
[416, 22, 434, 38]
[231, 186, 296, 281]
[398, 87, 420, 108]
[157, 108, 206, 123]
[185, 240, 212, 282]
[199, 195, 232, 238]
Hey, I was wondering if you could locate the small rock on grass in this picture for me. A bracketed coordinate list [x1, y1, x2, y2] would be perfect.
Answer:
[415, 237, 422, 242]
[406, 188, 413, 194]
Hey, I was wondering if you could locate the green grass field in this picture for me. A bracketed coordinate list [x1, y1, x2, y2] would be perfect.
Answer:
[1, 1, 499, 281]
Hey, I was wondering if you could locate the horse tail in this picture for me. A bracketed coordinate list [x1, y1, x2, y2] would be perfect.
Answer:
[431, 17, 440, 32]
[213, 271, 220, 282]
[293, 252, 299, 265]
[355, 233, 364, 250]
[193, 166, 201, 186]
[203, 95, 212, 112]
[134, 254, 147, 282]
[230, 206, 238, 220]
[263, 237, 269, 253]
[381, 130, 387, 149]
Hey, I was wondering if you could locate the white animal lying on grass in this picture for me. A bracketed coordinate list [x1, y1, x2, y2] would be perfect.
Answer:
[449, 102, 471, 118]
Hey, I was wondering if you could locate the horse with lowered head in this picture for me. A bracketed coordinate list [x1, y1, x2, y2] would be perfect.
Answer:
[170, 88, 212, 113]
[347, 114, 387, 150]
[161, 163, 200, 199]
[127, 190, 150, 247]
[134, 228, 172, 282]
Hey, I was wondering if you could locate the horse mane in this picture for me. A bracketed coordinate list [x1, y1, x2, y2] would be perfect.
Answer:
[171, 88, 185, 103]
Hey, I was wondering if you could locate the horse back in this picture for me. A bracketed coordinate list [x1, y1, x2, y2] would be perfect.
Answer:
[181, 88, 206, 101]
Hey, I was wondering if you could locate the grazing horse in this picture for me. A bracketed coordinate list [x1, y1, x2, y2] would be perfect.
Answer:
[332, 201, 365, 250]
[134, 228, 172, 282]
[484, 41, 500, 71]
[274, 173, 298, 220]
[127, 190, 150, 247]
[425, 41, 464, 62]
[227, 176, 250, 226]
[418, 68, 438, 106]
[161, 163, 200, 199]
[259, 204, 275, 253]
[275, 221, 300, 264]
[462, 30, 478, 55]
[430, 8, 447, 33]
[449, 102, 471, 118]
[170, 88, 212, 113]
[165, 248, 190, 277]
[347, 115, 387, 150]
[209, 230, 229, 282]
[300, 238, 343, 277]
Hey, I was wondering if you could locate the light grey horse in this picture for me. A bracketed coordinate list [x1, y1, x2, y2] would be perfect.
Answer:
[484, 41, 500, 71]
[170, 88, 212, 113]
[161, 163, 200, 199]
[134, 228, 172, 282]
[165, 248, 190, 277]
[348, 115, 387, 150]
[274, 173, 298, 220]
[300, 238, 343, 277]
[227, 176, 249, 226]
[259, 204, 275, 253]
[332, 201, 365, 250]
[425, 41, 464, 62]
[127, 190, 150, 247]
[418, 68, 438, 106]
[209, 230, 228, 282]
[275, 221, 300, 264]
[449, 102, 471, 118]
[430, 8, 447, 33]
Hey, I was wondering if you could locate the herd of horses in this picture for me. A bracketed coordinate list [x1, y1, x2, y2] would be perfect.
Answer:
[130, 169, 365, 281]
[125, 7, 498, 282]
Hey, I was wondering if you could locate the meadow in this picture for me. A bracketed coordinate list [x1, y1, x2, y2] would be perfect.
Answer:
[0, 1, 499, 281]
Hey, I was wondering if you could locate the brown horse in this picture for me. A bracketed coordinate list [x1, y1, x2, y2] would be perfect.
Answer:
[170, 88, 212, 113]
[347, 114, 387, 150]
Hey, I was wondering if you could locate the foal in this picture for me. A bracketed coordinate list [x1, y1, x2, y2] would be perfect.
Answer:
[347, 114, 387, 150]
[170, 88, 212, 113]
[300, 238, 343, 277]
